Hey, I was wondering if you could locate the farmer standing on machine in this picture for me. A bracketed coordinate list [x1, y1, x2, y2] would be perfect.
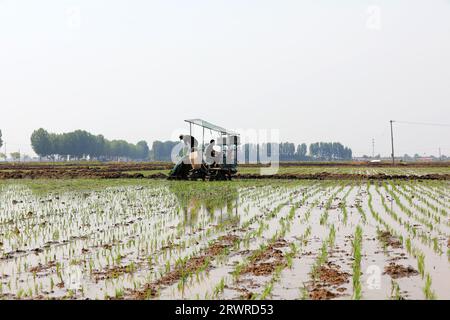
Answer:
[205, 139, 221, 167]
[168, 134, 199, 179]
[179, 134, 198, 152]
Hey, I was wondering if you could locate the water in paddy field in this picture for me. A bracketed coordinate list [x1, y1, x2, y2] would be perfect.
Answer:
[0, 180, 448, 300]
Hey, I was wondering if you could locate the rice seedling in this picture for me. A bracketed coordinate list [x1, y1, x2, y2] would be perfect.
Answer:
[423, 274, 436, 300]
[417, 253, 425, 279]
[390, 280, 403, 300]
[352, 225, 363, 300]
[0, 179, 447, 300]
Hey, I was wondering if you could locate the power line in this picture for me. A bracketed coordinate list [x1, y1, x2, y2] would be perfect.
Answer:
[390, 120, 395, 164]
[389, 120, 449, 164]
[372, 138, 375, 158]
[393, 120, 450, 127]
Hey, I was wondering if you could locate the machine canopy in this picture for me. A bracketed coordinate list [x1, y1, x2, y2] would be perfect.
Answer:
[184, 119, 239, 136]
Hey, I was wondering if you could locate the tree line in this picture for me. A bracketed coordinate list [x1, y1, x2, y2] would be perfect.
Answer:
[2, 128, 353, 162]
[3, 128, 446, 162]
[30, 128, 149, 160]
[0, 130, 4, 160]
[150, 141, 179, 162]
[308, 142, 353, 161]
[242, 142, 352, 162]
[150, 140, 352, 162]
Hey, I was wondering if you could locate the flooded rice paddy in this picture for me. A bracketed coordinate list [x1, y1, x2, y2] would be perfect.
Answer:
[0, 179, 448, 300]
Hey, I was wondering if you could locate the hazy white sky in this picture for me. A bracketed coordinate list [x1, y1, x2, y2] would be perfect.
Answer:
[1, 0, 449, 157]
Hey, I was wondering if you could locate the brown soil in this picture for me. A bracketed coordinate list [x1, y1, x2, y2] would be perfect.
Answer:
[377, 231, 403, 249]
[28, 261, 57, 274]
[383, 263, 419, 279]
[0, 169, 147, 179]
[309, 288, 338, 300]
[240, 162, 450, 168]
[0, 163, 171, 171]
[127, 234, 240, 299]
[223, 285, 256, 300]
[236, 173, 449, 181]
[306, 262, 350, 300]
[222, 239, 289, 298]
[92, 264, 135, 282]
[159, 256, 209, 286]
[243, 262, 279, 277]
[1, 162, 448, 180]
[0, 162, 172, 179]
[241, 240, 287, 276]
[316, 266, 350, 286]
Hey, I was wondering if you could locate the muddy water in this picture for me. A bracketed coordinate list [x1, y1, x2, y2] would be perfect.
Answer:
[271, 185, 345, 299]
[0, 180, 448, 300]
[369, 185, 450, 299]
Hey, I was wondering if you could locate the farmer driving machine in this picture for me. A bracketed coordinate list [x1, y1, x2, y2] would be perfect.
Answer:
[168, 119, 240, 181]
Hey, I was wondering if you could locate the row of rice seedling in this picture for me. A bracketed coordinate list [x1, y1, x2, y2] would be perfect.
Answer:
[156, 184, 313, 299]
[0, 179, 448, 299]
[351, 225, 363, 300]
[368, 185, 442, 299]
[394, 181, 448, 227]
[383, 182, 446, 254]
[402, 183, 449, 225]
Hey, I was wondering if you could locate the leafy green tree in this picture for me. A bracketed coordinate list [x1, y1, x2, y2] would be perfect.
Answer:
[0, 130, 3, 150]
[279, 142, 296, 161]
[31, 128, 149, 161]
[296, 143, 308, 160]
[136, 141, 150, 160]
[308, 142, 352, 161]
[151, 140, 179, 161]
[31, 128, 52, 158]
[309, 143, 319, 159]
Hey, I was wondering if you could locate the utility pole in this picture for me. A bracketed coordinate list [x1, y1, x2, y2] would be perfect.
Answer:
[390, 120, 395, 165]
[202, 126, 205, 162]
[439, 147, 441, 161]
[372, 138, 375, 158]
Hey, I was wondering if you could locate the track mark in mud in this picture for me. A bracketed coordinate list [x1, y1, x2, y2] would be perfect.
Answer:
[383, 263, 419, 279]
